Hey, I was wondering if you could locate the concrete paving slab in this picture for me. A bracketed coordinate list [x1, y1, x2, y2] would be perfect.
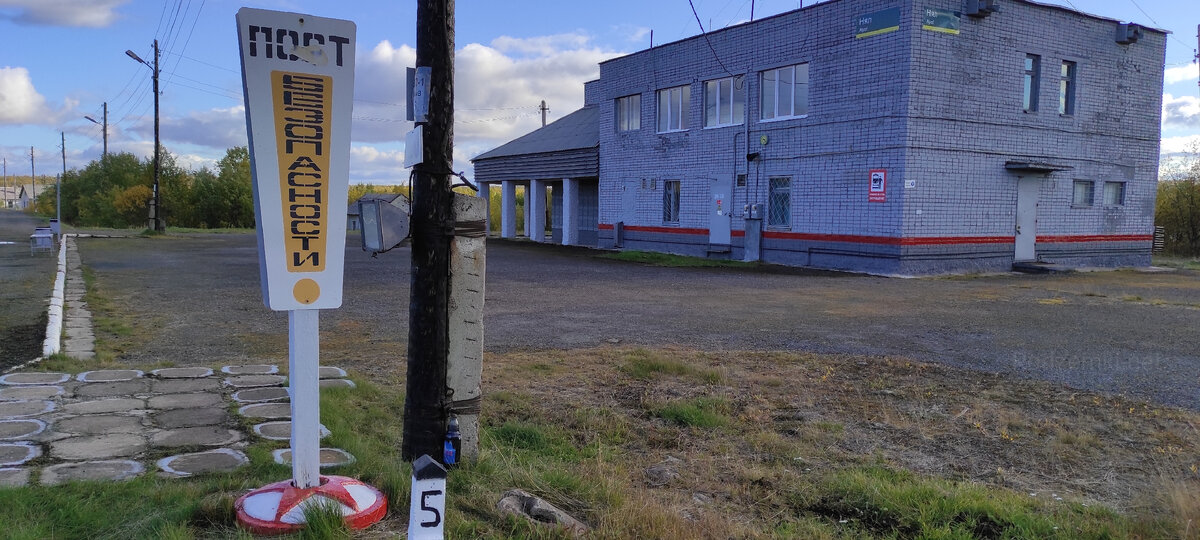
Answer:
[237, 402, 291, 419]
[40, 460, 144, 486]
[77, 370, 143, 382]
[272, 447, 355, 468]
[158, 448, 249, 477]
[252, 421, 330, 441]
[221, 364, 279, 375]
[223, 375, 287, 388]
[65, 327, 93, 339]
[319, 379, 356, 390]
[319, 366, 347, 379]
[152, 378, 220, 393]
[0, 442, 42, 466]
[0, 467, 30, 487]
[153, 408, 229, 429]
[147, 392, 224, 410]
[51, 434, 145, 460]
[64, 339, 96, 351]
[0, 419, 47, 440]
[63, 398, 144, 415]
[150, 367, 214, 379]
[69, 352, 97, 361]
[151, 426, 243, 448]
[0, 400, 56, 418]
[75, 380, 150, 398]
[0, 373, 69, 385]
[55, 414, 144, 435]
[0, 385, 65, 401]
[232, 387, 289, 403]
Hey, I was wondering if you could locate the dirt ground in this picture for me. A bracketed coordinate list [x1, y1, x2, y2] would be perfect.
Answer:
[71, 232, 1200, 411]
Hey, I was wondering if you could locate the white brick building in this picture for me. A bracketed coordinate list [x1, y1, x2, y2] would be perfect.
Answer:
[473, 0, 1166, 275]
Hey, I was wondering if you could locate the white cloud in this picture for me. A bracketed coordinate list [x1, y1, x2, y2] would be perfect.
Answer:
[0, 67, 54, 124]
[350, 145, 408, 183]
[0, 0, 127, 27]
[160, 106, 249, 150]
[351, 34, 621, 178]
[1163, 93, 1200, 129]
[1165, 64, 1199, 85]
[1161, 134, 1200, 156]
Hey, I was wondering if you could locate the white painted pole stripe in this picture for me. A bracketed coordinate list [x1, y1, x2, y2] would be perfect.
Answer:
[288, 309, 321, 488]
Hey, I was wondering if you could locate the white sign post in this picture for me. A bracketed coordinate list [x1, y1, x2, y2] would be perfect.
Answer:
[232, 8, 385, 535]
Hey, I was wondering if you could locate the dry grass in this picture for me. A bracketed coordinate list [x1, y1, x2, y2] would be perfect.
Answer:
[471, 346, 1200, 537]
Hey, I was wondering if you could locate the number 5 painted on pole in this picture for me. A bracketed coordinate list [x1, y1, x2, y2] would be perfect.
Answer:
[420, 489, 443, 527]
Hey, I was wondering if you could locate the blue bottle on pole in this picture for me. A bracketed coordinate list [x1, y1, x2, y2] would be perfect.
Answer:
[443, 416, 460, 467]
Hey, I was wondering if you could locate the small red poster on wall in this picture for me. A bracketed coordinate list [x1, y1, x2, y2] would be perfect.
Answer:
[868, 169, 887, 203]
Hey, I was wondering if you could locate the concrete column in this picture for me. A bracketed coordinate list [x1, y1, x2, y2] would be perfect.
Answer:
[477, 182, 491, 235]
[562, 177, 579, 246]
[448, 193, 486, 462]
[522, 184, 531, 237]
[529, 179, 547, 243]
[501, 180, 516, 239]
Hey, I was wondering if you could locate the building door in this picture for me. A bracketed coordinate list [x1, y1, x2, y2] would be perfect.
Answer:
[709, 176, 733, 246]
[1015, 177, 1040, 261]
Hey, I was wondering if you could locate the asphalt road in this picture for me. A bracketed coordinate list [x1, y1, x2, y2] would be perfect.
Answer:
[0, 211, 56, 366]
[56, 231, 1200, 411]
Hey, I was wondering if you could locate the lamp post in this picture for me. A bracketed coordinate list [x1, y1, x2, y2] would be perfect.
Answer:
[84, 102, 108, 158]
[125, 42, 162, 232]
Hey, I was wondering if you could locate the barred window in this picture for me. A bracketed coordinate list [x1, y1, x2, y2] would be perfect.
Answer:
[1103, 181, 1125, 206]
[768, 177, 791, 228]
[662, 180, 680, 223]
[1072, 180, 1094, 206]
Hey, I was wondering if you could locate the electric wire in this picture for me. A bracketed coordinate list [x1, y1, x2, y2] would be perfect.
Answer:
[688, 0, 735, 77]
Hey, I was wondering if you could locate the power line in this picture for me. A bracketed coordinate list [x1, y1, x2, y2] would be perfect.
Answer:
[688, 0, 734, 77]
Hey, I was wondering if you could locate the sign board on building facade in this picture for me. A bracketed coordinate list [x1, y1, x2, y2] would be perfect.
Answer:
[855, 7, 901, 38]
[922, 8, 961, 34]
[238, 8, 356, 311]
[869, 169, 887, 202]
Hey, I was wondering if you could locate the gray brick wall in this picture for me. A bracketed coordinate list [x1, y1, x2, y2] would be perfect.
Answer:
[587, 0, 1165, 274]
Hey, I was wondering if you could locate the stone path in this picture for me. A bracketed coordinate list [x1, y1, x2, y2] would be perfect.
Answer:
[61, 237, 94, 360]
[0, 365, 356, 487]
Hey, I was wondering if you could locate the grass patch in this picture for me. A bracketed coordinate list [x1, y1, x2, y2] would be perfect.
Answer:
[1151, 256, 1200, 270]
[619, 348, 722, 384]
[600, 249, 758, 268]
[654, 396, 730, 428]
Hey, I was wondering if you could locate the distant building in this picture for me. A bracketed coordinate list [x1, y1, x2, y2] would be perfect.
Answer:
[0, 186, 26, 209]
[473, 0, 1166, 275]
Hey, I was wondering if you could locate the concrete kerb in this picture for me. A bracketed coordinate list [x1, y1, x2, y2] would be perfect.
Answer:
[5, 235, 70, 375]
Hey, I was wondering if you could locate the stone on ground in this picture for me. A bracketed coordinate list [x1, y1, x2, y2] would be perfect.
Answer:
[55, 414, 144, 435]
[77, 370, 143, 382]
[0, 373, 69, 385]
[0, 467, 30, 487]
[0, 385, 65, 401]
[0, 442, 41, 466]
[158, 448, 249, 477]
[147, 392, 224, 410]
[223, 375, 286, 388]
[232, 387, 289, 403]
[252, 421, 330, 441]
[237, 402, 291, 419]
[272, 447, 355, 468]
[0, 400, 55, 418]
[221, 365, 278, 375]
[75, 380, 149, 398]
[152, 378, 219, 394]
[497, 488, 590, 536]
[152, 408, 228, 429]
[40, 460, 143, 486]
[151, 426, 242, 448]
[63, 398, 144, 415]
[318, 366, 347, 379]
[151, 367, 214, 379]
[0, 419, 46, 440]
[319, 379, 356, 389]
[51, 434, 145, 460]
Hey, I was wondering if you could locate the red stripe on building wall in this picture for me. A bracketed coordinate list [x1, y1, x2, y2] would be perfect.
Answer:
[598, 225, 1151, 246]
[1036, 234, 1153, 243]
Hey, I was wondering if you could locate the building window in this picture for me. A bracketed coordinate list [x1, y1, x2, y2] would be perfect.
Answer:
[616, 94, 640, 132]
[657, 85, 690, 132]
[1103, 181, 1126, 206]
[704, 77, 745, 127]
[736, 174, 747, 187]
[768, 177, 791, 228]
[1072, 180, 1094, 206]
[662, 180, 681, 223]
[1059, 61, 1076, 115]
[1023, 54, 1040, 112]
[761, 64, 809, 120]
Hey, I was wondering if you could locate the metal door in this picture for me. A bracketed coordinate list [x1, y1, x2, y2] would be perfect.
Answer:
[709, 176, 733, 245]
[1015, 177, 1039, 261]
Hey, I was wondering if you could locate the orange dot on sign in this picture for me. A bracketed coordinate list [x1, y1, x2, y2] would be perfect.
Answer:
[293, 279, 320, 304]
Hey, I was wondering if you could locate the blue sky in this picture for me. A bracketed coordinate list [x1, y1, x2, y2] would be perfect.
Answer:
[1, 0, 1197, 183]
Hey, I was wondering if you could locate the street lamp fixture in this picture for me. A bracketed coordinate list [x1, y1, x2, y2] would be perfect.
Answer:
[126, 42, 162, 232]
[84, 103, 108, 157]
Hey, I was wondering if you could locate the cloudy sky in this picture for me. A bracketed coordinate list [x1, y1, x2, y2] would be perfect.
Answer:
[1, 0, 1197, 184]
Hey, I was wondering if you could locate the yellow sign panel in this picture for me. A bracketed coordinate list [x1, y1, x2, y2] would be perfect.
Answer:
[272, 71, 332, 277]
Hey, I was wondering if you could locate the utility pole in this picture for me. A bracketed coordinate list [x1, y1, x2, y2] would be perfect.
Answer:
[152, 40, 162, 231]
[403, 0, 456, 461]
[2, 158, 6, 208]
[540, 100, 549, 127]
[60, 132, 65, 224]
[86, 102, 109, 157]
[30, 146, 36, 201]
